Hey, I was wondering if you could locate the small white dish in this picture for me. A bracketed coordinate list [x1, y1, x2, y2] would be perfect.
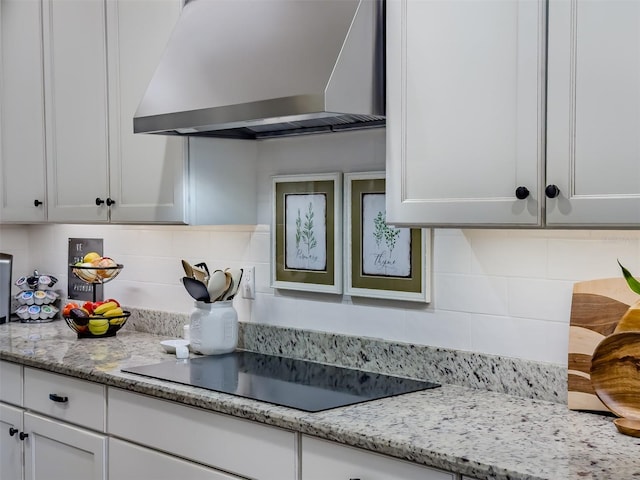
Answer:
[160, 339, 190, 353]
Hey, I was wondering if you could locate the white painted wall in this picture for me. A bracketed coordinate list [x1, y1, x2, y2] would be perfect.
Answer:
[1, 129, 639, 366]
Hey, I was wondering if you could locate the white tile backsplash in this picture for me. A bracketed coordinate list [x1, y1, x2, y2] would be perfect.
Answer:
[3, 222, 640, 366]
[507, 277, 574, 322]
[434, 273, 509, 316]
[469, 232, 548, 278]
[432, 230, 473, 274]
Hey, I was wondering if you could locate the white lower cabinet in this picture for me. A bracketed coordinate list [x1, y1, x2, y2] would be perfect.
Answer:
[109, 438, 240, 480]
[301, 435, 454, 480]
[22, 368, 107, 480]
[0, 362, 107, 480]
[23, 412, 106, 480]
[0, 360, 23, 406]
[107, 388, 297, 480]
[0, 402, 24, 480]
[1, 363, 470, 480]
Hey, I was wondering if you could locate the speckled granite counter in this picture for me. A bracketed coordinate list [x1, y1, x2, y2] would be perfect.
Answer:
[1, 321, 638, 480]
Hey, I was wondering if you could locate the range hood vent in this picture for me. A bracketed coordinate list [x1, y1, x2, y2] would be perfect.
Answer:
[133, 0, 385, 139]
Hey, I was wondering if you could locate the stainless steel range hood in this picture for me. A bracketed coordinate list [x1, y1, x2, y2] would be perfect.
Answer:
[134, 0, 385, 139]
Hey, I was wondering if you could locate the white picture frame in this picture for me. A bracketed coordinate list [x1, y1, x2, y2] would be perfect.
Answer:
[344, 171, 431, 302]
[271, 173, 342, 294]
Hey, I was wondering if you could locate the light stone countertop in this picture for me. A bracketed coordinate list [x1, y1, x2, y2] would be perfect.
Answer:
[1, 320, 638, 480]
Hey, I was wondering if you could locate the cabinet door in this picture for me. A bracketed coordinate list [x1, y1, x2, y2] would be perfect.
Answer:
[109, 438, 242, 480]
[108, 388, 297, 480]
[43, 0, 110, 223]
[0, 0, 47, 222]
[0, 360, 23, 406]
[301, 436, 454, 480]
[0, 403, 23, 480]
[106, 0, 188, 223]
[386, 0, 546, 227]
[546, 0, 640, 226]
[23, 412, 106, 480]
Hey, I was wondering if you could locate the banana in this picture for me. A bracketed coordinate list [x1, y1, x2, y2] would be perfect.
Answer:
[104, 307, 124, 317]
[88, 319, 109, 335]
[94, 301, 118, 315]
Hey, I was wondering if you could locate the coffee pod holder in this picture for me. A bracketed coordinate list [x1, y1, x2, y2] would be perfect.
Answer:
[14, 270, 60, 323]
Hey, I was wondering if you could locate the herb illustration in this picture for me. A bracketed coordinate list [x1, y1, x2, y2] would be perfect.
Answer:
[296, 203, 318, 257]
[362, 193, 411, 277]
[284, 193, 327, 271]
[373, 211, 400, 255]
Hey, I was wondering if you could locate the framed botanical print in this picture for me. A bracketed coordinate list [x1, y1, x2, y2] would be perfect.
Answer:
[344, 172, 430, 302]
[271, 173, 342, 294]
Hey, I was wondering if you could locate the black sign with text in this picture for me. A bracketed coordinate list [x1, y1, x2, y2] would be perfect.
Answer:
[67, 238, 103, 301]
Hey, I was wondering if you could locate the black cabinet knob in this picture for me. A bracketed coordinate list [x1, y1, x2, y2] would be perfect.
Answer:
[515, 186, 530, 200]
[49, 393, 69, 403]
[95, 197, 105, 206]
[545, 184, 560, 198]
[9, 427, 18, 436]
[33, 199, 43, 207]
[19, 432, 28, 440]
[106, 197, 115, 206]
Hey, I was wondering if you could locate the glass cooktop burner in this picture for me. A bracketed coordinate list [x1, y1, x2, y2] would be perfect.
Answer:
[122, 350, 440, 412]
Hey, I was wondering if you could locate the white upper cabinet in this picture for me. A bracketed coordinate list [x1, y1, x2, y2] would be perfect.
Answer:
[546, 0, 640, 227]
[386, 0, 546, 227]
[387, 0, 640, 228]
[106, 0, 187, 223]
[44, 0, 186, 224]
[0, 0, 48, 222]
[43, 0, 110, 223]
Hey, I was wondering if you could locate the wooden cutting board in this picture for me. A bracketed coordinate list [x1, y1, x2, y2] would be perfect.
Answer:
[568, 278, 639, 412]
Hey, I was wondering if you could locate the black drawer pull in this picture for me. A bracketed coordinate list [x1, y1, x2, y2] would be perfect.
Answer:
[9, 427, 18, 436]
[49, 393, 68, 403]
[19, 432, 28, 440]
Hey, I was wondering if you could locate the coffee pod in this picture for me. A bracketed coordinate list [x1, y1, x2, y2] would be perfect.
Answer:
[15, 276, 29, 290]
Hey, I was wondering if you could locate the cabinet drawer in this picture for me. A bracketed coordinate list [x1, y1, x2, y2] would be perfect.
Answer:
[0, 361, 23, 406]
[302, 435, 454, 480]
[108, 388, 297, 480]
[109, 438, 242, 480]
[24, 368, 105, 432]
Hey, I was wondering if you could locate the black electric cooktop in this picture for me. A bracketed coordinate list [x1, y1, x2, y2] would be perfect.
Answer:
[122, 350, 439, 412]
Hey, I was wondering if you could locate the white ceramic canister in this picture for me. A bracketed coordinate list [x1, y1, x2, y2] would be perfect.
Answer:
[189, 301, 238, 355]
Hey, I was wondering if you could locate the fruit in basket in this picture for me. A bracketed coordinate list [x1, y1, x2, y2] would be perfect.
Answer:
[94, 301, 119, 315]
[74, 263, 98, 282]
[109, 316, 126, 326]
[83, 252, 101, 263]
[62, 302, 79, 317]
[69, 308, 90, 326]
[82, 301, 95, 315]
[92, 257, 118, 279]
[104, 307, 124, 317]
[88, 318, 109, 335]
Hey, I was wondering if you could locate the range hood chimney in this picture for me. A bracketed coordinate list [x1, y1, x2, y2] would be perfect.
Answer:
[133, 0, 385, 139]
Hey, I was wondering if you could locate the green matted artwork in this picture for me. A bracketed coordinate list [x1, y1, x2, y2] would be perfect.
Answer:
[344, 172, 430, 302]
[271, 173, 342, 294]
